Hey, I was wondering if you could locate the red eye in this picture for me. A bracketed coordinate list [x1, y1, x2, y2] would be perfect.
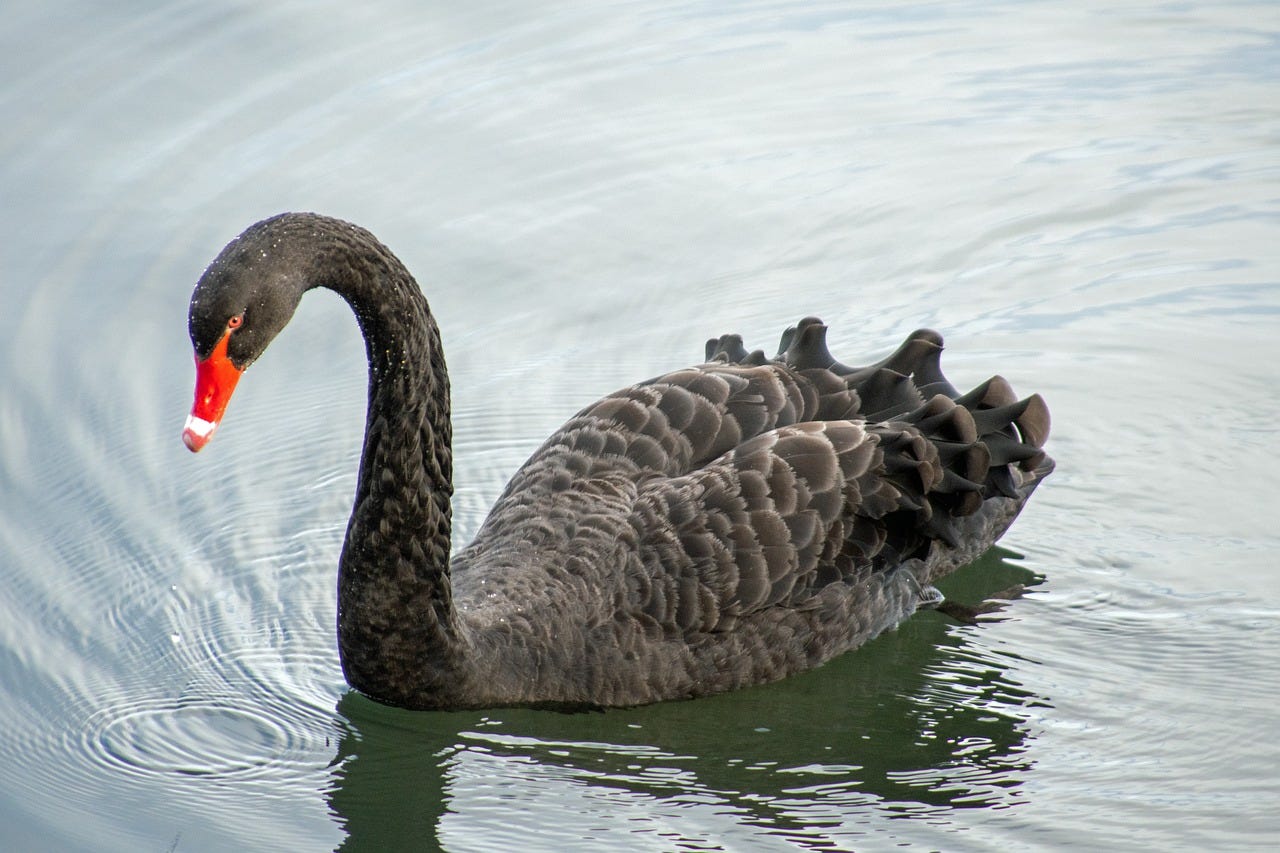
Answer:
[227, 314, 244, 330]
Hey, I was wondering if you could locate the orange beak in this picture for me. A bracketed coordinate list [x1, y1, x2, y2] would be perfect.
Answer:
[182, 330, 243, 452]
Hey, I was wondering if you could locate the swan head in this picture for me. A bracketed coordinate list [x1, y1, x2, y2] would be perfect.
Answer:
[183, 214, 310, 452]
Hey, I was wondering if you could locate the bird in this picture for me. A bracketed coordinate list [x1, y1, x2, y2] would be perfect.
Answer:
[183, 212, 1053, 710]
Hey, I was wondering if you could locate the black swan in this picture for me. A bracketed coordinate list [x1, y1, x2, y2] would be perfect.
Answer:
[183, 213, 1053, 710]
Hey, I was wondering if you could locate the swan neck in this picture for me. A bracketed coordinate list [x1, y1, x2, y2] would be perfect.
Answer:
[306, 218, 466, 704]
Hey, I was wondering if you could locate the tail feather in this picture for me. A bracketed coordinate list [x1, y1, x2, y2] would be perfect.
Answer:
[696, 317, 1052, 583]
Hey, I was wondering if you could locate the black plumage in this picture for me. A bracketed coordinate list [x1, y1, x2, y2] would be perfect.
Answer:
[186, 213, 1054, 710]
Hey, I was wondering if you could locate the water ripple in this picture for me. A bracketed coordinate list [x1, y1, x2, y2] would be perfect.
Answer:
[1, 0, 1277, 850]
[83, 695, 298, 780]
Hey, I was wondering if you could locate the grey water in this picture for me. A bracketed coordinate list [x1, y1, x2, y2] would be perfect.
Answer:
[2, 1, 1277, 850]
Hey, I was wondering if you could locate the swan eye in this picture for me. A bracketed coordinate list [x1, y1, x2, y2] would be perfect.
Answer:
[227, 314, 244, 330]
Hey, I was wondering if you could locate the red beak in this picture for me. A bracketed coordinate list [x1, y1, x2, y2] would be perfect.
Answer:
[183, 330, 243, 452]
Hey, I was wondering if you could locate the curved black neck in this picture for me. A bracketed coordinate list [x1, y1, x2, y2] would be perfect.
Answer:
[291, 215, 464, 704]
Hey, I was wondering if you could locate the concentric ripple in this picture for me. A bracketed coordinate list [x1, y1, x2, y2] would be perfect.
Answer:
[84, 695, 297, 779]
[74, 639, 343, 785]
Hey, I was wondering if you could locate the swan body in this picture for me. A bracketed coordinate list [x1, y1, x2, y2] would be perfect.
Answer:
[184, 213, 1053, 709]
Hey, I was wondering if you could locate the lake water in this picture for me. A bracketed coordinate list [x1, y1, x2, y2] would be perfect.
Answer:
[2, 1, 1277, 850]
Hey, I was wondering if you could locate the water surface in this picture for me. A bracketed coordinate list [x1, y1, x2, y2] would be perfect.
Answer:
[1, 1, 1277, 850]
